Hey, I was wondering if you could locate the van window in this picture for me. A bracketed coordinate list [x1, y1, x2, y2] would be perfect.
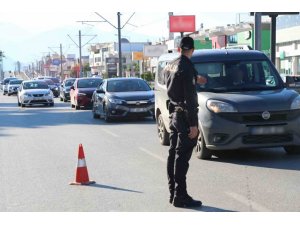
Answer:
[194, 60, 282, 92]
[157, 61, 168, 85]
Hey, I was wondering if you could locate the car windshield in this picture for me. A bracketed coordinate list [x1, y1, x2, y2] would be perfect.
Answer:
[9, 80, 23, 85]
[107, 79, 151, 92]
[23, 81, 49, 89]
[194, 60, 283, 92]
[77, 79, 102, 88]
[49, 78, 60, 83]
[44, 79, 55, 85]
[65, 79, 75, 87]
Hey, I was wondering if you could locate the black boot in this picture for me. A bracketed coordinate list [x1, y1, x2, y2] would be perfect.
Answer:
[173, 194, 202, 208]
[169, 193, 174, 204]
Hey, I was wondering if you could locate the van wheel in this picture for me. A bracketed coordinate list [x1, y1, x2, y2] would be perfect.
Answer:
[195, 130, 212, 160]
[284, 146, 300, 154]
[157, 114, 169, 145]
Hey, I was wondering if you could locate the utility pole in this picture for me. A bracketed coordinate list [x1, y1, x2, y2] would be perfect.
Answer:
[79, 30, 82, 77]
[254, 12, 262, 51]
[60, 43, 63, 78]
[68, 31, 97, 78]
[117, 12, 122, 77]
[0, 50, 4, 81]
[91, 12, 136, 77]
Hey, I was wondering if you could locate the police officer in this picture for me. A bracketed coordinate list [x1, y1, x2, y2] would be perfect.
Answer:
[166, 36, 204, 208]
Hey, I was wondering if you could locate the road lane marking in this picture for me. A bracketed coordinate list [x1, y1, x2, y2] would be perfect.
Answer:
[139, 147, 166, 163]
[101, 128, 119, 137]
[226, 191, 271, 212]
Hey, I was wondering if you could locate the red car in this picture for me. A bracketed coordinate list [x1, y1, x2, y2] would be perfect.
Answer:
[70, 77, 103, 110]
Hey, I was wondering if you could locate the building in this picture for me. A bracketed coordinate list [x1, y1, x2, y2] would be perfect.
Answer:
[88, 39, 150, 77]
[276, 15, 300, 75]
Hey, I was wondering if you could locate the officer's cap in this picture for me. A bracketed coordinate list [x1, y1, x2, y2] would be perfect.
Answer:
[180, 36, 194, 50]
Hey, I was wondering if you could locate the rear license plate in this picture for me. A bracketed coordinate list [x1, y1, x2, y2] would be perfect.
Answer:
[130, 108, 147, 113]
[250, 126, 285, 135]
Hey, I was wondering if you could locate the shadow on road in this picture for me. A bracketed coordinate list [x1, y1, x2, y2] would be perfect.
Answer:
[210, 148, 300, 171]
[88, 183, 143, 194]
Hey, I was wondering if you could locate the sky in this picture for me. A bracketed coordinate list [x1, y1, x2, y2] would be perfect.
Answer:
[0, 0, 297, 71]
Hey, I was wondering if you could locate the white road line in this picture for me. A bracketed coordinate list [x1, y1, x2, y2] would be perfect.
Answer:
[101, 128, 119, 137]
[226, 191, 271, 212]
[139, 147, 166, 163]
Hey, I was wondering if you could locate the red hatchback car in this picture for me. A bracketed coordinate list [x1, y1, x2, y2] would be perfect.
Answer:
[70, 77, 103, 110]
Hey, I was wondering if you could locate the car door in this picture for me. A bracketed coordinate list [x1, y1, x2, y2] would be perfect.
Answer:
[95, 81, 106, 115]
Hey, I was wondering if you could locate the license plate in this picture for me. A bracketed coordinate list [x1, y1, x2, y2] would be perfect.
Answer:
[250, 126, 285, 135]
[130, 108, 146, 113]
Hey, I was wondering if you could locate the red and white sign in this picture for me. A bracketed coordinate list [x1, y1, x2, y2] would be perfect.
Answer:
[169, 15, 196, 33]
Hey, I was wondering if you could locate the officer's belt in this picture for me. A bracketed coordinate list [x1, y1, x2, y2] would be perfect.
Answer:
[174, 106, 185, 112]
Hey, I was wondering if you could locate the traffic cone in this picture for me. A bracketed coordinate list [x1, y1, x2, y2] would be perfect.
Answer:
[70, 144, 95, 185]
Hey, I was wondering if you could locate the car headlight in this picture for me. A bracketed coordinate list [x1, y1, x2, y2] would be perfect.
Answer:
[54, 87, 58, 90]
[291, 96, 300, 110]
[77, 93, 86, 96]
[23, 93, 32, 97]
[206, 100, 237, 113]
[108, 98, 123, 104]
[45, 92, 52, 96]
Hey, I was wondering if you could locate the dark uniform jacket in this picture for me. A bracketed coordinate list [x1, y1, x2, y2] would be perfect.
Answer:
[165, 54, 199, 127]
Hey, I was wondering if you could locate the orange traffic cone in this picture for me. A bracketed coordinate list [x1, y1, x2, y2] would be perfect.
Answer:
[70, 144, 95, 185]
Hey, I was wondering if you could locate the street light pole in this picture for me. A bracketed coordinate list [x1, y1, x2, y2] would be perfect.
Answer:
[117, 12, 122, 77]
[79, 30, 82, 77]
[60, 43, 63, 79]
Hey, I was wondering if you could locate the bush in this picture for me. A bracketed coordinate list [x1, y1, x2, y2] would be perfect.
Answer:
[141, 72, 154, 82]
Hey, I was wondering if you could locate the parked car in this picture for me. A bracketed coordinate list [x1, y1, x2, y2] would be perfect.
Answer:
[70, 77, 103, 109]
[92, 77, 155, 121]
[17, 80, 54, 107]
[155, 49, 300, 159]
[2, 77, 18, 95]
[59, 78, 76, 102]
[7, 79, 23, 96]
[43, 79, 59, 97]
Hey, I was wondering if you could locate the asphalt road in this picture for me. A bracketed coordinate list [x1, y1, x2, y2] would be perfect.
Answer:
[0, 93, 300, 212]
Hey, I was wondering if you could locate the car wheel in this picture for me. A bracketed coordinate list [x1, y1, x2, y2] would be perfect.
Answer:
[8, 93, 11, 96]
[92, 106, 100, 119]
[195, 130, 212, 160]
[284, 146, 300, 154]
[103, 104, 111, 122]
[3, 92, 6, 95]
[157, 114, 170, 146]
[50, 103, 54, 107]
[21, 103, 25, 108]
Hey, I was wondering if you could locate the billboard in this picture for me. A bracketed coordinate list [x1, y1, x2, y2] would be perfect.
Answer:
[143, 45, 168, 57]
[132, 52, 144, 61]
[169, 15, 196, 33]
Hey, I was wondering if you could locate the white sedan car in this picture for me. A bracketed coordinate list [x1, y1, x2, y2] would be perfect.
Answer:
[17, 80, 54, 107]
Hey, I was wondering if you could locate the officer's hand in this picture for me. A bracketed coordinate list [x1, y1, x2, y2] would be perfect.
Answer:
[188, 126, 199, 139]
[197, 75, 207, 85]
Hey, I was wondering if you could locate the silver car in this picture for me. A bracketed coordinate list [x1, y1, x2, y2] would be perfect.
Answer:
[7, 79, 23, 96]
[17, 80, 54, 107]
[155, 50, 300, 159]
